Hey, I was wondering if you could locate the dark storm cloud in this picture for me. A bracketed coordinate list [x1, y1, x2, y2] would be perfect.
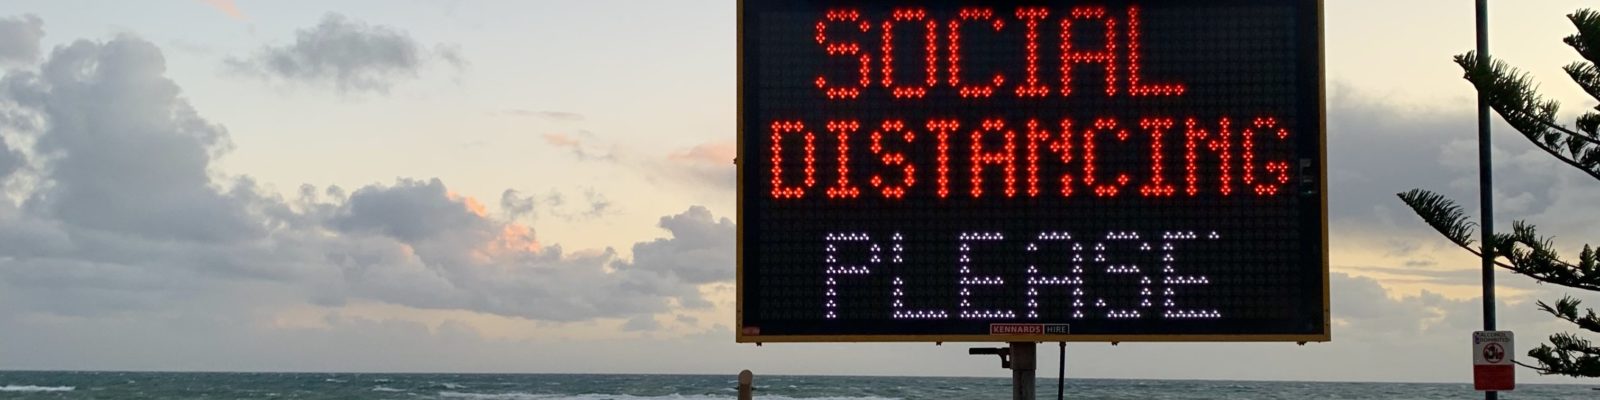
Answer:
[226, 13, 461, 93]
[0, 14, 44, 65]
[0, 34, 731, 322]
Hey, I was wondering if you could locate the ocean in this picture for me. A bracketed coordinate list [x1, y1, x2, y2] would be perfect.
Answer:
[0, 371, 1593, 399]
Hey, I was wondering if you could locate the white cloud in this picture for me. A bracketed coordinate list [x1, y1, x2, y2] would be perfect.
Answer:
[0, 34, 731, 325]
[225, 13, 461, 94]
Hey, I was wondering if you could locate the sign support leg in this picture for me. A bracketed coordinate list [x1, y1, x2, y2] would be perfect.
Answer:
[1010, 342, 1036, 400]
[1057, 342, 1065, 400]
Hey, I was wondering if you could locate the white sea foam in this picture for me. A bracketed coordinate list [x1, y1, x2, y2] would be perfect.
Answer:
[0, 385, 76, 392]
[371, 385, 405, 392]
[437, 392, 900, 400]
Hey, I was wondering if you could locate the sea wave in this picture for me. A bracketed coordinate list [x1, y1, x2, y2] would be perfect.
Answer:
[437, 392, 900, 400]
[0, 385, 76, 392]
[372, 385, 405, 392]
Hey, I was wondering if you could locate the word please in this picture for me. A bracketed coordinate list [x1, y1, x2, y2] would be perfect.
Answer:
[815, 6, 1184, 99]
[824, 230, 1222, 321]
[769, 116, 1293, 200]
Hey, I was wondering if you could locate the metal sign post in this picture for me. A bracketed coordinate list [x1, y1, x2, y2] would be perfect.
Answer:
[1011, 342, 1037, 400]
[1470, 0, 1499, 398]
[970, 342, 1040, 400]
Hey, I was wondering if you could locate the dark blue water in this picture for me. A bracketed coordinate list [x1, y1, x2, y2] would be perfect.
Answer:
[0, 371, 1593, 399]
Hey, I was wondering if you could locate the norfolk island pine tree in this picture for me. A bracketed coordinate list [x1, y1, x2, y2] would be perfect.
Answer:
[1399, 9, 1600, 378]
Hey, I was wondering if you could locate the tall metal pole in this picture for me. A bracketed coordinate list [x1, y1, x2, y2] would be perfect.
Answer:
[1474, 0, 1497, 399]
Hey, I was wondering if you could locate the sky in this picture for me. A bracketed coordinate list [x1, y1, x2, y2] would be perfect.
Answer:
[0, 0, 1598, 385]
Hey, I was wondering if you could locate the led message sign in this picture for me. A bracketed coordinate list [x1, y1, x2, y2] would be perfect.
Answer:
[737, 0, 1327, 342]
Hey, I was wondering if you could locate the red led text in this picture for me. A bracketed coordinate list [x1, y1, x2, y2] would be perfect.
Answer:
[768, 116, 1294, 200]
[815, 6, 1185, 100]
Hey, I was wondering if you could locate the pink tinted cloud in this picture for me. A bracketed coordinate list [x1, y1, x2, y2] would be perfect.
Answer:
[201, 0, 247, 20]
[669, 141, 734, 166]
[542, 133, 581, 148]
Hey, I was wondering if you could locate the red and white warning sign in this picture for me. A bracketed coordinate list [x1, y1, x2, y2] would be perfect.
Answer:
[1472, 331, 1514, 391]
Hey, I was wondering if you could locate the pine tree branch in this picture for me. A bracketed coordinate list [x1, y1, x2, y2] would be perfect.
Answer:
[1563, 9, 1600, 103]
[1516, 360, 1559, 374]
[1500, 106, 1600, 147]
[1566, 62, 1600, 104]
[1397, 190, 1600, 292]
[1396, 189, 1475, 246]
[1492, 222, 1600, 291]
[1579, 112, 1600, 138]
[1514, 132, 1600, 181]
[1527, 337, 1600, 378]
[1456, 52, 1600, 181]
[1537, 296, 1600, 334]
[1567, 9, 1600, 67]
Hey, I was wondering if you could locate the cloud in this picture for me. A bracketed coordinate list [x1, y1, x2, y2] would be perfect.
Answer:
[1335, 265, 1481, 287]
[7, 36, 257, 243]
[622, 315, 660, 331]
[666, 141, 735, 191]
[199, 0, 246, 21]
[333, 178, 498, 243]
[225, 13, 461, 94]
[0, 269, 1578, 383]
[622, 206, 735, 286]
[542, 132, 616, 162]
[564, 188, 615, 220]
[0, 135, 18, 179]
[497, 187, 615, 222]
[1326, 82, 1596, 238]
[500, 109, 585, 122]
[0, 14, 44, 66]
[1321, 82, 1600, 299]
[0, 34, 731, 324]
[542, 132, 579, 147]
[499, 189, 537, 221]
[434, 43, 467, 69]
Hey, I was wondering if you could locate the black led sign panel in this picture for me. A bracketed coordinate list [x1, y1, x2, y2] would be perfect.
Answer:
[737, 0, 1327, 342]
